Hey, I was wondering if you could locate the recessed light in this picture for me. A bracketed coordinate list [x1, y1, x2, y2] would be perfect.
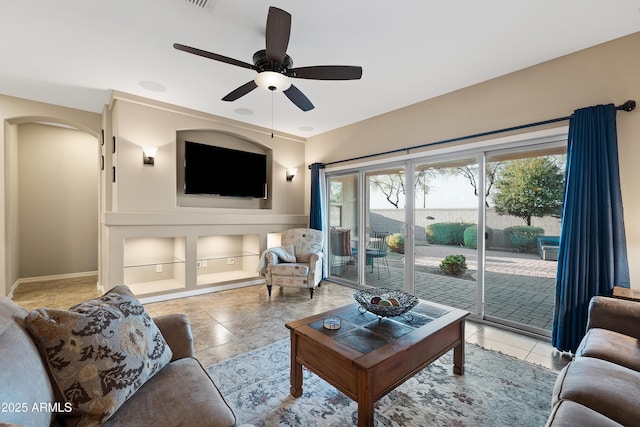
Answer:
[234, 108, 254, 115]
[298, 126, 314, 132]
[139, 81, 166, 92]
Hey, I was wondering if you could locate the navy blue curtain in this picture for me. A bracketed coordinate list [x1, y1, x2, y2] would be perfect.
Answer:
[551, 104, 630, 353]
[309, 163, 325, 231]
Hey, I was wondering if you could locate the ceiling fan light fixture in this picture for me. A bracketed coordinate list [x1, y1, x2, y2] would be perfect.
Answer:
[254, 71, 291, 92]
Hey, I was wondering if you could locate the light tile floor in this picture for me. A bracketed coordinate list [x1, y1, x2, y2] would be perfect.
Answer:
[11, 276, 571, 371]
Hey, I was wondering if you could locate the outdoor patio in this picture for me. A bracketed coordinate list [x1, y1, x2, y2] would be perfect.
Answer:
[330, 243, 557, 332]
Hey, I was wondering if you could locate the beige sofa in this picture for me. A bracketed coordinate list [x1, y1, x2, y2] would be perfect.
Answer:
[0, 293, 237, 427]
[546, 296, 640, 426]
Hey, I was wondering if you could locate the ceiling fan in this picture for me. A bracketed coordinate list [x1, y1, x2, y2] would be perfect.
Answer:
[173, 6, 362, 111]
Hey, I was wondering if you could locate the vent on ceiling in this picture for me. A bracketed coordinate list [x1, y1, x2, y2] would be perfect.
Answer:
[184, 0, 212, 9]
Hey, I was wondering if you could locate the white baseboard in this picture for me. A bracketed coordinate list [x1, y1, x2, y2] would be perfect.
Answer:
[10, 271, 99, 299]
[16, 271, 99, 286]
[137, 279, 264, 304]
[8, 280, 19, 299]
[18, 271, 98, 284]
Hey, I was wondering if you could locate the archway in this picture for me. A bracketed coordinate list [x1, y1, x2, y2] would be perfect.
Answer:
[5, 116, 101, 297]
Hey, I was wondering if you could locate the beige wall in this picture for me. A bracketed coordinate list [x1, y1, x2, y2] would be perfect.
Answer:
[307, 32, 640, 286]
[18, 123, 98, 277]
[108, 93, 306, 215]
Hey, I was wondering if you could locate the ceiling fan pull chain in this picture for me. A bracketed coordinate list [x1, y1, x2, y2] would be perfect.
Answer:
[271, 91, 274, 139]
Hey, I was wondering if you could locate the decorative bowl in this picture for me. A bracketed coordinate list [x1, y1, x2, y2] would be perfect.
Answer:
[354, 288, 418, 319]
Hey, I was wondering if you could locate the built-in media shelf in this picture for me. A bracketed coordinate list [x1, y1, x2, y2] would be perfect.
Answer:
[196, 235, 260, 287]
[103, 212, 308, 302]
[124, 237, 186, 295]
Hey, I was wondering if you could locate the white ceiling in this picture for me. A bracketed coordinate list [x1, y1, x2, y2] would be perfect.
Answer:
[1, 1, 639, 137]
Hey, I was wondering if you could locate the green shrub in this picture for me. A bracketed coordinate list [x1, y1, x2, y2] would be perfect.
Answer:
[463, 225, 493, 249]
[386, 233, 405, 254]
[463, 225, 478, 249]
[426, 222, 474, 246]
[504, 226, 544, 252]
[439, 254, 468, 276]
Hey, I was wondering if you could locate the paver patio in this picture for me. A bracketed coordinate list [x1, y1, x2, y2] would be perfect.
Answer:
[330, 243, 557, 332]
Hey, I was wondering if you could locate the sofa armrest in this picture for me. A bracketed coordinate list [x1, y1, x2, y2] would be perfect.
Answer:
[587, 296, 640, 339]
[153, 314, 194, 361]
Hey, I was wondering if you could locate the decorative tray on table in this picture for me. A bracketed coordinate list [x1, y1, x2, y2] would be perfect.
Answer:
[354, 288, 419, 321]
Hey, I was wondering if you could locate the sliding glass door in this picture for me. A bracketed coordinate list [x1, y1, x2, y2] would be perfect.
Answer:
[324, 130, 567, 336]
[363, 166, 406, 290]
[483, 145, 566, 335]
[327, 173, 359, 284]
[412, 157, 480, 312]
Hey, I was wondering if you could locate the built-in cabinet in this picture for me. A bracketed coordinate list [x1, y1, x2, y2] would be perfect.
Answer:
[103, 212, 305, 302]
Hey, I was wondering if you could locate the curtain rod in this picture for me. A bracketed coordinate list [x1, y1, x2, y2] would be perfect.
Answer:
[311, 100, 636, 169]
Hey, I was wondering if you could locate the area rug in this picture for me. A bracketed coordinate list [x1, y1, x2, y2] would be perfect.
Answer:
[206, 339, 557, 426]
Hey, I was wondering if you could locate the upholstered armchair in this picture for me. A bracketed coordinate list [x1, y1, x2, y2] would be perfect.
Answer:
[260, 228, 324, 298]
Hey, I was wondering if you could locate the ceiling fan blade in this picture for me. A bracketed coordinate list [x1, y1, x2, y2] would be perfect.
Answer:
[265, 7, 291, 63]
[283, 84, 314, 111]
[173, 43, 257, 71]
[288, 66, 363, 80]
[222, 80, 258, 101]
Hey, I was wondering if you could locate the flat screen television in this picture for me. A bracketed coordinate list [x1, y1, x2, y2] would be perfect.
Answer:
[184, 141, 267, 198]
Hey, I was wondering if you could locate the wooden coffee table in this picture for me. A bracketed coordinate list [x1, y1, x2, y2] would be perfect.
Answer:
[285, 300, 469, 426]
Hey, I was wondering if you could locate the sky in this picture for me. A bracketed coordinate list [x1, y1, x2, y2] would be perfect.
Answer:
[370, 173, 480, 209]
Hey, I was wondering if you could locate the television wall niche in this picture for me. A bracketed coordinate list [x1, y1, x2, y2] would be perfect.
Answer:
[176, 130, 272, 209]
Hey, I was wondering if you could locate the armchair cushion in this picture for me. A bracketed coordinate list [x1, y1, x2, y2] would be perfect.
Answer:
[25, 285, 172, 427]
[283, 228, 323, 263]
[272, 263, 310, 277]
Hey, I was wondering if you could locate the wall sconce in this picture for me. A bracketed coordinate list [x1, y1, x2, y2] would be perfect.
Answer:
[286, 168, 297, 181]
[142, 146, 158, 165]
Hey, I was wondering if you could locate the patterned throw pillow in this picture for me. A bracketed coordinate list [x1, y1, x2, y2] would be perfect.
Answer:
[25, 285, 172, 427]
